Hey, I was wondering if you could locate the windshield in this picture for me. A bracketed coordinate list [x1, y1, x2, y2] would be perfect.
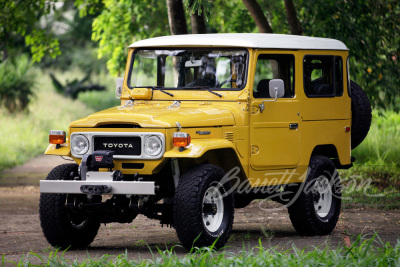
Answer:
[128, 48, 248, 90]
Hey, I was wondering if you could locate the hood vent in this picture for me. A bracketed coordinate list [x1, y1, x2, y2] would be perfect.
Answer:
[225, 132, 234, 143]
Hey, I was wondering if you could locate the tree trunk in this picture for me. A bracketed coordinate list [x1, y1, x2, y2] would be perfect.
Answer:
[190, 11, 207, 34]
[189, 2, 207, 34]
[283, 0, 302, 35]
[166, 0, 188, 35]
[242, 0, 273, 33]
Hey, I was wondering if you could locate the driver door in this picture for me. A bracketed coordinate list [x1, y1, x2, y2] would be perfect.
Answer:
[249, 51, 300, 171]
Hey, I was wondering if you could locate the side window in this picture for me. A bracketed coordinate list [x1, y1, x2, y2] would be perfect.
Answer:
[335, 56, 343, 96]
[303, 55, 334, 97]
[346, 57, 351, 96]
[253, 54, 294, 98]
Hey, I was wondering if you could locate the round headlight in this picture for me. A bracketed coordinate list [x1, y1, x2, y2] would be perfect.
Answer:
[71, 135, 89, 155]
[145, 136, 162, 156]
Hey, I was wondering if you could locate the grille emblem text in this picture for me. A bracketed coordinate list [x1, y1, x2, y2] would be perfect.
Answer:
[103, 143, 134, 149]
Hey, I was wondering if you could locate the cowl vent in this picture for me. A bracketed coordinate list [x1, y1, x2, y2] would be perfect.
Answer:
[96, 124, 141, 128]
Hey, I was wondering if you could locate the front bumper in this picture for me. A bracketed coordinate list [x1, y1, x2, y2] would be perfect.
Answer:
[40, 171, 155, 195]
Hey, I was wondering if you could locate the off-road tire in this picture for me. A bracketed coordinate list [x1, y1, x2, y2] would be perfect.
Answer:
[39, 163, 100, 249]
[287, 155, 341, 236]
[350, 80, 372, 149]
[173, 164, 234, 250]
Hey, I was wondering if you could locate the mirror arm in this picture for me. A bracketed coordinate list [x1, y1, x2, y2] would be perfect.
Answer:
[259, 89, 278, 113]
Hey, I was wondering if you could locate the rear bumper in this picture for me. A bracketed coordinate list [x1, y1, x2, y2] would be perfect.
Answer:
[40, 180, 155, 195]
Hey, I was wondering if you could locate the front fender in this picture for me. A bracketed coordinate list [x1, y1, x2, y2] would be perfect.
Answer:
[44, 144, 71, 157]
[164, 139, 235, 158]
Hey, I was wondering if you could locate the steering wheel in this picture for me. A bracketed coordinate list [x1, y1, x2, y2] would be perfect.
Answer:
[217, 79, 237, 88]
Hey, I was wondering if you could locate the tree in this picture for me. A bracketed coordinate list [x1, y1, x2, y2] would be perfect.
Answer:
[241, 0, 273, 33]
[0, 0, 61, 62]
[78, 0, 170, 76]
[299, 0, 400, 110]
[283, 0, 302, 35]
[187, 0, 207, 34]
[167, 0, 188, 35]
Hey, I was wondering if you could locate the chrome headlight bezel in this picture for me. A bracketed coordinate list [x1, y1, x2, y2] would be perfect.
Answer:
[70, 134, 90, 156]
[144, 135, 163, 156]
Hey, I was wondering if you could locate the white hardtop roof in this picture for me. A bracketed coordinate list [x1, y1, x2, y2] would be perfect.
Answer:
[129, 33, 348, 51]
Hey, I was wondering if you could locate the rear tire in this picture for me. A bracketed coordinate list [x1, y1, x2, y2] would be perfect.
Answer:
[173, 164, 234, 250]
[39, 163, 100, 249]
[287, 156, 341, 236]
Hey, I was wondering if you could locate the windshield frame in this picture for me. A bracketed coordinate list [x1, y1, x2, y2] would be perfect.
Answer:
[127, 47, 249, 91]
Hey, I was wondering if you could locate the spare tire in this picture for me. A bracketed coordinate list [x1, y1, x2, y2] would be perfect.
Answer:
[350, 80, 372, 149]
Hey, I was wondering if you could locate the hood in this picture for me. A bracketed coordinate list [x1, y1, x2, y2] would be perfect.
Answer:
[69, 103, 235, 128]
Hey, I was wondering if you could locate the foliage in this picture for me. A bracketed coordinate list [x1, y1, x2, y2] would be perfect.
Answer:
[78, 73, 121, 111]
[78, 90, 121, 112]
[0, 0, 61, 62]
[207, 0, 257, 33]
[352, 110, 400, 164]
[76, 0, 170, 76]
[0, 55, 36, 113]
[38, 2, 108, 74]
[7, 235, 400, 266]
[298, 0, 400, 111]
[0, 71, 94, 171]
[183, 0, 212, 19]
[49, 72, 105, 99]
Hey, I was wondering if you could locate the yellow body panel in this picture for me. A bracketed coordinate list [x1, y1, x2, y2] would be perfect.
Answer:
[45, 144, 71, 157]
[164, 139, 235, 158]
[46, 47, 352, 188]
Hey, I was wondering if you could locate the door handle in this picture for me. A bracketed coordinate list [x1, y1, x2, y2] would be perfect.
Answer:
[289, 123, 298, 129]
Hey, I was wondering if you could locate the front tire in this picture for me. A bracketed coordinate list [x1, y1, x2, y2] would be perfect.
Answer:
[173, 164, 234, 250]
[39, 163, 100, 249]
[287, 156, 341, 236]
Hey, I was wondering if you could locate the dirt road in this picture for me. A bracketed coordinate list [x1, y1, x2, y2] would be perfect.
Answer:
[1, 156, 400, 264]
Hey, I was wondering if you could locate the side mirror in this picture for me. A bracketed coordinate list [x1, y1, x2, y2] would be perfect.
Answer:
[259, 79, 285, 113]
[269, 79, 285, 98]
[116, 77, 123, 99]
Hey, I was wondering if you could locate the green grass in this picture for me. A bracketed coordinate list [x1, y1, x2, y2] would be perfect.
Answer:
[352, 110, 400, 165]
[6, 234, 400, 266]
[0, 70, 95, 171]
[340, 165, 400, 209]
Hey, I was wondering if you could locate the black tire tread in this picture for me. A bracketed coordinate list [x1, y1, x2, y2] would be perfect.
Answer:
[39, 163, 100, 249]
[173, 164, 234, 250]
[350, 80, 372, 149]
[287, 155, 341, 236]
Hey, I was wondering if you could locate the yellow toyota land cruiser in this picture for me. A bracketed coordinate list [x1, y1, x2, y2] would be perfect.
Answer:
[39, 33, 371, 250]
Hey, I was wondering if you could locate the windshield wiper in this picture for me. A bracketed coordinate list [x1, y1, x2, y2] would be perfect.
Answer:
[182, 86, 222, 98]
[135, 86, 174, 97]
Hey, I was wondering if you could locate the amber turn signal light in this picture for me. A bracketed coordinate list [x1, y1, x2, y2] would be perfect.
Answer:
[173, 132, 191, 147]
[49, 130, 66, 144]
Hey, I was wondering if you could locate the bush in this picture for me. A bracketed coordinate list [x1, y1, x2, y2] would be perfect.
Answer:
[0, 55, 36, 113]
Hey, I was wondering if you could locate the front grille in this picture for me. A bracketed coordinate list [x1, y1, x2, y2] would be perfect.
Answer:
[94, 136, 141, 156]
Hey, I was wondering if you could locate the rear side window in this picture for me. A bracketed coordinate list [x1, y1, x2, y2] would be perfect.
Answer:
[335, 57, 343, 96]
[303, 55, 344, 98]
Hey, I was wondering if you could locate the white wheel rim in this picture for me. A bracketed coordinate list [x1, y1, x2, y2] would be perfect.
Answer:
[202, 186, 224, 232]
[313, 176, 332, 218]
